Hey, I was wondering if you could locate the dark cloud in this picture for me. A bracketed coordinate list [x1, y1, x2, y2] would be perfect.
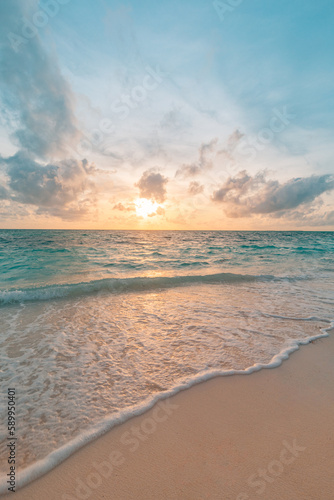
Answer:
[0, 151, 96, 219]
[211, 171, 258, 203]
[212, 170, 334, 218]
[188, 181, 204, 195]
[0, 0, 80, 158]
[135, 170, 168, 203]
[176, 138, 218, 178]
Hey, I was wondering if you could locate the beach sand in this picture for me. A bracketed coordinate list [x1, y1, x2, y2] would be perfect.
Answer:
[3, 332, 334, 500]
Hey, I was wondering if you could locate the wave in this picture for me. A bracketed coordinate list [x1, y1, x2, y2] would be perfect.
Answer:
[0, 272, 294, 306]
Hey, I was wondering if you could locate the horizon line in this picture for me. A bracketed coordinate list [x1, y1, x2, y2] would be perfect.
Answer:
[0, 228, 333, 232]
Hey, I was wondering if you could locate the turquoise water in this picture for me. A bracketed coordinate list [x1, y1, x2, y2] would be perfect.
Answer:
[0, 230, 333, 490]
[1, 230, 333, 299]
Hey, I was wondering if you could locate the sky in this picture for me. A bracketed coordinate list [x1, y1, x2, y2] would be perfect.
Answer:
[0, 0, 333, 230]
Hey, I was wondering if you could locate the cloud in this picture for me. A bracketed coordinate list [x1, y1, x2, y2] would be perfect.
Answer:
[0, 185, 9, 200]
[135, 170, 168, 203]
[175, 138, 218, 178]
[188, 181, 204, 195]
[160, 107, 190, 134]
[212, 170, 334, 218]
[322, 211, 334, 225]
[0, 1, 92, 221]
[226, 129, 245, 149]
[0, 0, 80, 158]
[113, 202, 134, 212]
[176, 163, 201, 178]
[156, 206, 165, 215]
[0, 151, 96, 219]
[269, 205, 334, 227]
[217, 129, 244, 162]
[148, 206, 165, 217]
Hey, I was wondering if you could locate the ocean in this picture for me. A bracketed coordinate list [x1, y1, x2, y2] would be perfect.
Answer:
[0, 230, 333, 491]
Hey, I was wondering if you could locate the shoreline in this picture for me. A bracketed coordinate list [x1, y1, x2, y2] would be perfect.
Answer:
[2, 330, 334, 499]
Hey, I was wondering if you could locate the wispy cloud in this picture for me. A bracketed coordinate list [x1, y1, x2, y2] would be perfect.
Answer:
[217, 129, 244, 170]
[175, 138, 218, 178]
[188, 181, 204, 195]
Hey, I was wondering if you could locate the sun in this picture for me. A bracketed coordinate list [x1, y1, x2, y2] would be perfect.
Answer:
[135, 198, 159, 218]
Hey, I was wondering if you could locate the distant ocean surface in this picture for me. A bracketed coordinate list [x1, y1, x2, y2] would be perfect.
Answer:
[0, 230, 333, 491]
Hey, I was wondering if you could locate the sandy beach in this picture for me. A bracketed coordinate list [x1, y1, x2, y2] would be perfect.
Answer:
[2, 331, 333, 500]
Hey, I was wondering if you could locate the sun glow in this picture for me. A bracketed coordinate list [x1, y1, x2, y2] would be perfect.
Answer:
[135, 198, 160, 218]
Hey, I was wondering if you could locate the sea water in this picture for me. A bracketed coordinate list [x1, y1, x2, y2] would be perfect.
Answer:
[0, 230, 333, 491]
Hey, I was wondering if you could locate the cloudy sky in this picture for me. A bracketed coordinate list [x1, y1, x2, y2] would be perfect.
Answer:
[0, 0, 333, 229]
